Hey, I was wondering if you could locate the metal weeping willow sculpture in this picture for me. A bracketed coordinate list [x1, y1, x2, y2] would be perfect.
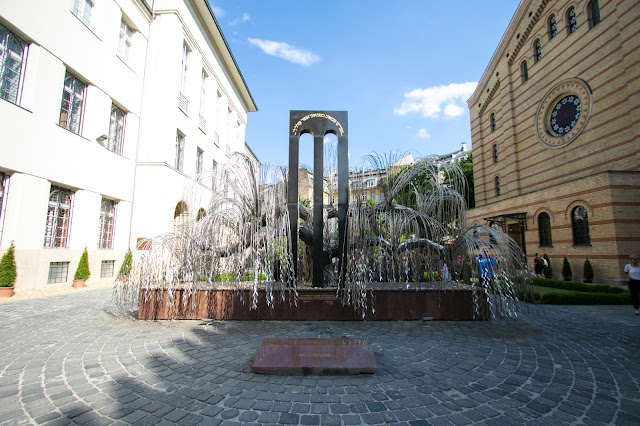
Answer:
[114, 113, 533, 320]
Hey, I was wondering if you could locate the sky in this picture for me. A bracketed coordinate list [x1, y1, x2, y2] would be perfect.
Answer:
[208, 0, 521, 169]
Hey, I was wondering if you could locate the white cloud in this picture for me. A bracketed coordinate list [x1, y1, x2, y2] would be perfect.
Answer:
[230, 13, 251, 25]
[394, 82, 477, 118]
[248, 38, 320, 66]
[416, 128, 431, 139]
[210, 3, 225, 17]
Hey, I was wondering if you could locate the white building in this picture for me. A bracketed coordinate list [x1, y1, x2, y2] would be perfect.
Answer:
[0, 0, 257, 290]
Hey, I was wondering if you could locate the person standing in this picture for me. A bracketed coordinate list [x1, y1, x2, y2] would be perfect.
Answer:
[624, 254, 640, 315]
[534, 253, 545, 278]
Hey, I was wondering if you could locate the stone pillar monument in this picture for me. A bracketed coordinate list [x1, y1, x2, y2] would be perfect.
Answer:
[288, 111, 348, 288]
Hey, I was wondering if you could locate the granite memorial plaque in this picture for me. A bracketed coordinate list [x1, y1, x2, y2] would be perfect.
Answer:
[252, 338, 376, 375]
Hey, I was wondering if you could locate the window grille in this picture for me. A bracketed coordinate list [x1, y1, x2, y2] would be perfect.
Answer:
[212, 160, 218, 188]
[567, 7, 578, 34]
[98, 198, 116, 249]
[549, 14, 557, 39]
[225, 144, 230, 157]
[108, 104, 126, 154]
[72, 0, 94, 26]
[535, 39, 542, 62]
[0, 23, 27, 105]
[118, 19, 133, 64]
[196, 148, 203, 180]
[491, 113, 496, 131]
[100, 260, 115, 278]
[213, 131, 220, 147]
[538, 213, 552, 247]
[0, 172, 8, 244]
[495, 177, 501, 197]
[493, 144, 499, 163]
[199, 114, 206, 132]
[48, 262, 69, 284]
[59, 71, 86, 134]
[571, 206, 590, 245]
[44, 185, 74, 248]
[175, 132, 185, 171]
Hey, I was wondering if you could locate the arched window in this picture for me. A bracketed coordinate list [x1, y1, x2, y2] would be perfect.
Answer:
[549, 14, 558, 39]
[495, 176, 501, 196]
[521, 61, 529, 83]
[588, 0, 601, 28]
[174, 201, 189, 227]
[534, 39, 542, 62]
[571, 206, 591, 245]
[538, 212, 552, 247]
[196, 208, 206, 221]
[567, 7, 578, 34]
[492, 144, 499, 163]
[490, 113, 496, 131]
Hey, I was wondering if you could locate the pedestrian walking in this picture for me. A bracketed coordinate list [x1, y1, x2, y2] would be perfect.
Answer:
[624, 254, 640, 315]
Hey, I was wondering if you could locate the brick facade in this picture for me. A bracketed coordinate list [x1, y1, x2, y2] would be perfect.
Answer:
[467, 0, 640, 285]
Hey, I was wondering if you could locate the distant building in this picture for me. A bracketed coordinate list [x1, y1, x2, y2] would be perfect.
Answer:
[0, 0, 256, 290]
[467, 0, 639, 285]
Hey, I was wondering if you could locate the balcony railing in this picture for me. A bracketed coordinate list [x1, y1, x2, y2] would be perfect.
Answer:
[178, 92, 188, 112]
[213, 131, 220, 147]
[198, 114, 206, 132]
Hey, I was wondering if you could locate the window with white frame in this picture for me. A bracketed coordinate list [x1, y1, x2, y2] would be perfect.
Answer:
[199, 70, 207, 130]
[118, 18, 134, 64]
[107, 104, 126, 154]
[179, 43, 189, 111]
[366, 179, 376, 187]
[59, 71, 86, 134]
[98, 198, 116, 249]
[44, 185, 74, 248]
[100, 260, 115, 278]
[72, 0, 94, 27]
[0, 24, 27, 105]
[175, 132, 185, 171]
[48, 262, 69, 284]
[196, 148, 203, 180]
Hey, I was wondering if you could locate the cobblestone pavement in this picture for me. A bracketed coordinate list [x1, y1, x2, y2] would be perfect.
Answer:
[1, 288, 639, 425]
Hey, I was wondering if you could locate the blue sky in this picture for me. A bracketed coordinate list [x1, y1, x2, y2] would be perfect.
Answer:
[209, 1, 521, 169]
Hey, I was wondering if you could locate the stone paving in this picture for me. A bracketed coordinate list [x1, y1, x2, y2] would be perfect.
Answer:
[1, 287, 639, 425]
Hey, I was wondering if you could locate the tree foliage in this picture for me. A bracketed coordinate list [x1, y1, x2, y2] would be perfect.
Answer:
[74, 247, 91, 281]
[118, 248, 132, 276]
[0, 241, 17, 287]
[583, 258, 594, 283]
[562, 257, 572, 281]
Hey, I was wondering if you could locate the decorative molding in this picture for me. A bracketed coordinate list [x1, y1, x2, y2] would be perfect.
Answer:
[507, 0, 551, 66]
[565, 200, 594, 220]
[532, 207, 554, 224]
[479, 78, 501, 116]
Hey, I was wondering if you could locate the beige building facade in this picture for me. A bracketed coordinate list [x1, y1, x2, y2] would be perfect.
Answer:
[467, 0, 639, 285]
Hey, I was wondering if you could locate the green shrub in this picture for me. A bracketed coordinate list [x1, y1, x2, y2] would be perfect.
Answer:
[562, 257, 572, 281]
[0, 241, 17, 287]
[533, 278, 626, 294]
[583, 259, 594, 283]
[538, 291, 631, 305]
[217, 272, 236, 282]
[543, 254, 552, 278]
[74, 247, 91, 281]
[118, 248, 132, 276]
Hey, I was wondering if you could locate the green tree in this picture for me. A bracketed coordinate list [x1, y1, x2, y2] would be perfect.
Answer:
[299, 197, 311, 208]
[583, 258, 594, 283]
[444, 154, 475, 208]
[74, 247, 91, 281]
[118, 248, 132, 277]
[0, 241, 17, 287]
[562, 257, 572, 281]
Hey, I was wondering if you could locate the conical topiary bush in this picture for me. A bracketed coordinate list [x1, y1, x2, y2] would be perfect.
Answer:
[74, 247, 91, 282]
[0, 241, 17, 288]
[118, 248, 132, 279]
[583, 258, 594, 283]
[562, 257, 572, 281]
